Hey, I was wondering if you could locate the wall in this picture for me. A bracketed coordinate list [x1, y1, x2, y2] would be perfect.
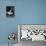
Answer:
[17, 0, 46, 24]
[0, 0, 46, 44]
[0, 0, 18, 44]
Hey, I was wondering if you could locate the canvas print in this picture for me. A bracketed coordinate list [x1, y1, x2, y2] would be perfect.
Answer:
[18, 25, 46, 41]
[6, 6, 14, 17]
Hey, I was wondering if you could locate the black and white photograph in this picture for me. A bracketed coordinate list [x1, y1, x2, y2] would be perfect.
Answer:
[6, 6, 14, 17]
